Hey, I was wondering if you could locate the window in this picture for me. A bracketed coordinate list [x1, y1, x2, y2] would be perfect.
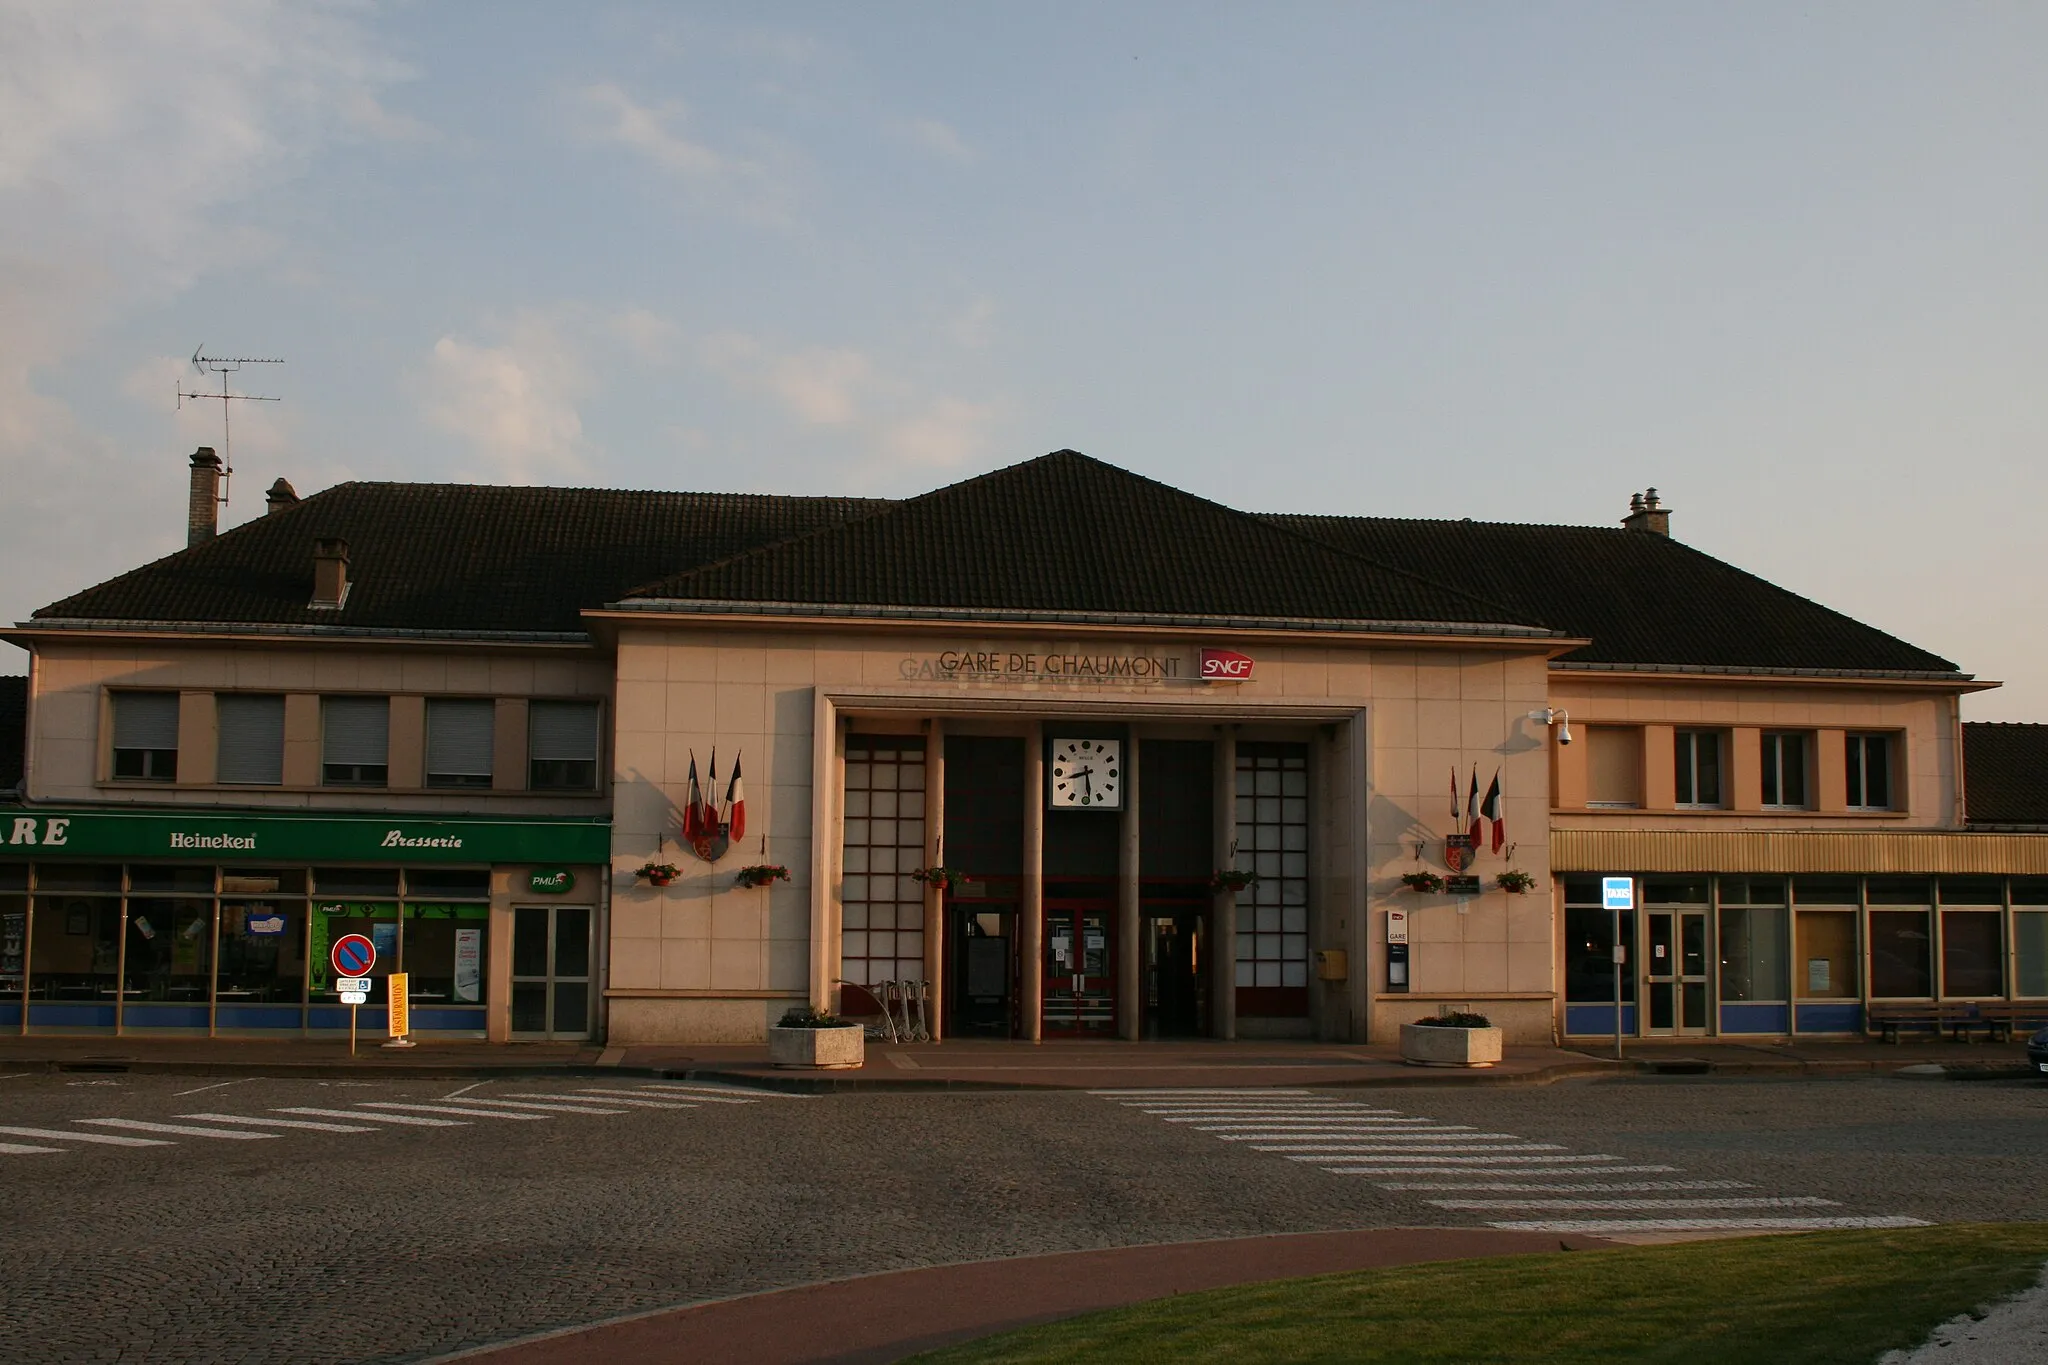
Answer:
[425, 699, 495, 788]
[1760, 732, 1808, 808]
[529, 700, 600, 791]
[321, 696, 389, 786]
[1673, 731, 1722, 806]
[111, 691, 180, 781]
[840, 736, 927, 988]
[1717, 878, 1787, 1003]
[1585, 726, 1642, 808]
[1563, 878, 1636, 1006]
[1793, 875, 1859, 1000]
[1233, 742, 1310, 1003]
[1846, 733, 1893, 810]
[216, 694, 285, 785]
[1868, 877, 1932, 997]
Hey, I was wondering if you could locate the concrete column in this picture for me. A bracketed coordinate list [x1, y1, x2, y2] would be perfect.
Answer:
[1118, 730, 1142, 1040]
[1021, 720, 1044, 1043]
[1347, 710, 1372, 1044]
[1213, 726, 1237, 1041]
[923, 721, 946, 1041]
[807, 692, 838, 1012]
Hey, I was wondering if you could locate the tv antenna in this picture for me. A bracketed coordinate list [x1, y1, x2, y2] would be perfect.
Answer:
[177, 345, 282, 510]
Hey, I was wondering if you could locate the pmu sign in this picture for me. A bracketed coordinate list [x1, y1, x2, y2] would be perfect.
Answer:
[1199, 648, 1254, 683]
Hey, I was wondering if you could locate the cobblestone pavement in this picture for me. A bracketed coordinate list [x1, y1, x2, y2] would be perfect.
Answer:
[1, 1071, 2043, 1364]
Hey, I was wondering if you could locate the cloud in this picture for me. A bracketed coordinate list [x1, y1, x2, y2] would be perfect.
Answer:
[698, 328, 996, 482]
[0, 1, 417, 624]
[898, 117, 976, 165]
[578, 81, 796, 223]
[423, 315, 593, 483]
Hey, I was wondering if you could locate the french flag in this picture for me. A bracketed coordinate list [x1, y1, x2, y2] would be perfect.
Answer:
[723, 753, 747, 843]
[682, 753, 708, 841]
[1480, 770, 1505, 853]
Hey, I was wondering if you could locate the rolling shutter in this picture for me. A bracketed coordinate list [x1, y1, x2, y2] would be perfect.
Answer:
[112, 692, 181, 750]
[528, 701, 598, 760]
[322, 696, 390, 766]
[426, 699, 496, 779]
[216, 694, 285, 784]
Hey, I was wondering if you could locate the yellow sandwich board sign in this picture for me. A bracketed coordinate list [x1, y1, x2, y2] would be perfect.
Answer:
[387, 972, 410, 1040]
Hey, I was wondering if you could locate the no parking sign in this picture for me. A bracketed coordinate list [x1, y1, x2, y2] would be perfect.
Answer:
[331, 933, 376, 978]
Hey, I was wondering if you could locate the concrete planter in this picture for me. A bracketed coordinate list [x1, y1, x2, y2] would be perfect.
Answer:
[1399, 1022, 1503, 1068]
[768, 1024, 864, 1069]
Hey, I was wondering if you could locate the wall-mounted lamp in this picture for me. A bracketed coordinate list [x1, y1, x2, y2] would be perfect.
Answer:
[1527, 707, 1572, 746]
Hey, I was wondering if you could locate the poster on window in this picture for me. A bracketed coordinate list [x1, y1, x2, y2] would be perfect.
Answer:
[454, 928, 482, 1003]
[1, 910, 23, 983]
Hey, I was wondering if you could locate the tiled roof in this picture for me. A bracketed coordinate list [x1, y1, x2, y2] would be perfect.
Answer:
[627, 451, 1547, 633]
[1963, 723, 2048, 827]
[1269, 515, 1961, 674]
[23, 450, 1967, 676]
[0, 675, 23, 794]
[31, 484, 883, 635]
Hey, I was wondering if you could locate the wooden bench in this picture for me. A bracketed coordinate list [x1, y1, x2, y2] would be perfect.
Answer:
[1867, 1001, 2048, 1043]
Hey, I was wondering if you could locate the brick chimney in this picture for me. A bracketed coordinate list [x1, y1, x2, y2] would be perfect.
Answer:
[265, 478, 299, 514]
[187, 448, 222, 545]
[311, 538, 350, 609]
[1622, 488, 1672, 536]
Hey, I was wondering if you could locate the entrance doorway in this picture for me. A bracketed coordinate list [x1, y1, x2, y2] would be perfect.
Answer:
[1146, 910, 1207, 1037]
[1042, 898, 1115, 1036]
[949, 904, 1014, 1037]
[511, 905, 593, 1038]
[1644, 909, 1709, 1034]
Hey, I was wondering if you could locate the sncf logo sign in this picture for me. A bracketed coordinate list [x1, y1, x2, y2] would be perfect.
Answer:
[1199, 648, 1255, 682]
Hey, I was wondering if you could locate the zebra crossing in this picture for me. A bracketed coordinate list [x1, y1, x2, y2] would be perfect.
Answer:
[1096, 1087, 1928, 1235]
[0, 1082, 774, 1158]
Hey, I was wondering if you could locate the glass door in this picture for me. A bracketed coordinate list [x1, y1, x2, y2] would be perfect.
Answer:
[1042, 900, 1115, 1036]
[1644, 909, 1710, 1034]
[948, 906, 1014, 1038]
[511, 905, 592, 1038]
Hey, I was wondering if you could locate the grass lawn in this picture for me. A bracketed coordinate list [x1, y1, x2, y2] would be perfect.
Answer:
[910, 1224, 2048, 1364]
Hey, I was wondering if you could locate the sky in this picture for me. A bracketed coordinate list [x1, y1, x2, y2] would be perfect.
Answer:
[3, 2, 2046, 716]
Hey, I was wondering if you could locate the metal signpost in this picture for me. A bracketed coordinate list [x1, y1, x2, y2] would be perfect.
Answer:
[1602, 876, 1634, 1060]
[331, 933, 376, 1057]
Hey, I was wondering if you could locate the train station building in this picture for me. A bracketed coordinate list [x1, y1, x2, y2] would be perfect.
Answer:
[4, 448, 2045, 1046]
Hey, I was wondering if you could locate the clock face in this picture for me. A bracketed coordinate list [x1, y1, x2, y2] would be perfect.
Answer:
[1049, 737, 1123, 810]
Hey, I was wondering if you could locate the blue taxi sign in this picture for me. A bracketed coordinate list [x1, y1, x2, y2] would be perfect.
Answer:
[1601, 876, 1634, 911]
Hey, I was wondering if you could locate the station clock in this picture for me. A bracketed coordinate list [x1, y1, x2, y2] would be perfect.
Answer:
[1048, 737, 1123, 810]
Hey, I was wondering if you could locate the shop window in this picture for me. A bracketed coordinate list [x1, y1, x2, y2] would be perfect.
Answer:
[1234, 742, 1309, 1005]
[426, 699, 495, 788]
[529, 701, 600, 791]
[1674, 731, 1723, 807]
[1643, 876, 1709, 905]
[219, 876, 307, 1005]
[1585, 726, 1642, 808]
[1869, 909, 1932, 998]
[123, 898, 213, 1005]
[403, 902, 490, 1005]
[1941, 911, 2002, 998]
[1718, 878, 1787, 1003]
[322, 696, 390, 787]
[1564, 899, 1637, 1005]
[111, 691, 180, 781]
[406, 869, 492, 898]
[311, 899, 398, 1003]
[1794, 909, 1858, 999]
[840, 736, 928, 988]
[312, 867, 400, 897]
[216, 693, 285, 785]
[29, 893, 121, 1002]
[1846, 733, 1893, 810]
[1760, 732, 1808, 808]
[2018, 911, 2048, 999]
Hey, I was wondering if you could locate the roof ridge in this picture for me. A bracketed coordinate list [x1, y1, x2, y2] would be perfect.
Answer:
[629, 449, 1551, 629]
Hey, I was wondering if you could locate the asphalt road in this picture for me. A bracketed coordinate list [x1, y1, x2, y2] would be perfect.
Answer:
[1, 1070, 2043, 1364]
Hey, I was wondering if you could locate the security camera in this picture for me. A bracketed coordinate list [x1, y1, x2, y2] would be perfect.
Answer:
[1527, 708, 1571, 745]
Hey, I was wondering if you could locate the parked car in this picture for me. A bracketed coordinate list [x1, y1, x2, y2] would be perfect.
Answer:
[2030, 1025, 2048, 1076]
